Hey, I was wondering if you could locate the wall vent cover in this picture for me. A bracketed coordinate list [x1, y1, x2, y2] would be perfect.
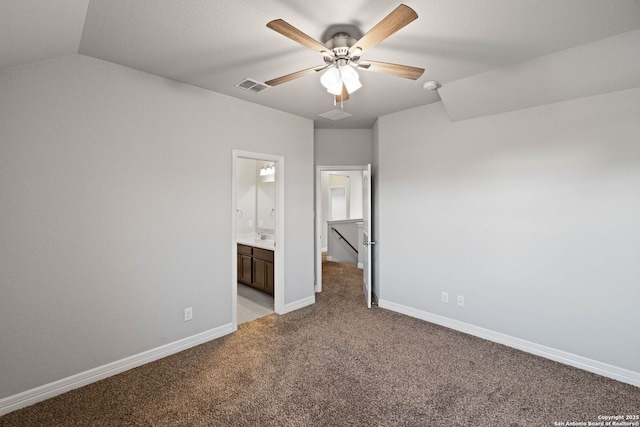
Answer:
[235, 78, 269, 93]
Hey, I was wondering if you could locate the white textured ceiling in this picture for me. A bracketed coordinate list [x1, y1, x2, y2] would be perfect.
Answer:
[2, 0, 640, 128]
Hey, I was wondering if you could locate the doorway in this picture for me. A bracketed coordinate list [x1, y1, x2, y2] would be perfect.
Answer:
[315, 165, 372, 308]
[232, 151, 285, 330]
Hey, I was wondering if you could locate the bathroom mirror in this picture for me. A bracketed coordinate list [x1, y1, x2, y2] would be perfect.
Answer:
[236, 159, 276, 234]
[257, 178, 275, 231]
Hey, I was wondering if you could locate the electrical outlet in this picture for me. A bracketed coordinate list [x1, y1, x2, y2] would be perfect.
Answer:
[457, 295, 464, 307]
[441, 292, 449, 303]
[184, 307, 193, 321]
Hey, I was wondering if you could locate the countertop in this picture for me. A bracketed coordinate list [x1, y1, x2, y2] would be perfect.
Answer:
[237, 236, 275, 251]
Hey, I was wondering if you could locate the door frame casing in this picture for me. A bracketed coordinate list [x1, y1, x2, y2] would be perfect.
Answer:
[315, 165, 368, 293]
[232, 150, 285, 331]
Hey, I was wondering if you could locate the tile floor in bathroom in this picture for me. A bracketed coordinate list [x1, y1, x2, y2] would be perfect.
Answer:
[237, 283, 274, 324]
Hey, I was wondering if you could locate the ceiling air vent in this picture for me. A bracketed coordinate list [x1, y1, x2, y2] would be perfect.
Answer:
[318, 109, 353, 121]
[235, 78, 269, 94]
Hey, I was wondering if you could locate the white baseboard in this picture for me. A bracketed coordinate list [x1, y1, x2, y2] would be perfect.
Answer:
[326, 255, 336, 262]
[282, 295, 316, 314]
[0, 323, 234, 416]
[357, 263, 364, 269]
[378, 299, 640, 388]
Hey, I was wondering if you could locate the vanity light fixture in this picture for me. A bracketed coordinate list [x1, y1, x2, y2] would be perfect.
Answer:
[260, 162, 275, 176]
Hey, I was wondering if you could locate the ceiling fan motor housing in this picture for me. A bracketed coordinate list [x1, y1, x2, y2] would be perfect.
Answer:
[323, 32, 359, 66]
[324, 32, 357, 49]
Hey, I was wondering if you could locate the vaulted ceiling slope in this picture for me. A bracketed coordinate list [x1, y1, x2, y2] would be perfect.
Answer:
[2, 1, 640, 128]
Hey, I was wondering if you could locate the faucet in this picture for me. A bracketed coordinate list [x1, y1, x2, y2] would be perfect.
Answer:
[258, 232, 268, 240]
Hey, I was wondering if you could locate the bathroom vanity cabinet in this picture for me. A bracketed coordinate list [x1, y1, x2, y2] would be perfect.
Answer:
[237, 244, 274, 296]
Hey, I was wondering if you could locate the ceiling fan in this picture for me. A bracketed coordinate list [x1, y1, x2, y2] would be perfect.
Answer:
[265, 4, 425, 102]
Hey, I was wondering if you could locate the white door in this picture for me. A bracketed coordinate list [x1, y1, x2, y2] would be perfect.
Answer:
[362, 164, 373, 308]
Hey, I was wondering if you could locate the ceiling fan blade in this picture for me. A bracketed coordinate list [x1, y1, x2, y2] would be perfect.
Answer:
[267, 19, 329, 54]
[335, 84, 350, 102]
[358, 60, 424, 80]
[349, 4, 418, 55]
[265, 65, 328, 87]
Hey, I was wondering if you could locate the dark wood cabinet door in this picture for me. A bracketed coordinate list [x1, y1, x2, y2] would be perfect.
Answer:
[252, 258, 274, 296]
[264, 261, 274, 295]
[253, 258, 266, 290]
[239, 255, 253, 285]
[237, 246, 274, 295]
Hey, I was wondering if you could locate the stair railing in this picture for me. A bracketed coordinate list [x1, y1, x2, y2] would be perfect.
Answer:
[331, 227, 358, 254]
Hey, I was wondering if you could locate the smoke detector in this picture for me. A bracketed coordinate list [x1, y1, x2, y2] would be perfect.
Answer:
[423, 80, 439, 90]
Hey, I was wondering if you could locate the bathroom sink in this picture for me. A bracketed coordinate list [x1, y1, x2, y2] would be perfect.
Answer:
[237, 235, 275, 250]
[254, 239, 275, 249]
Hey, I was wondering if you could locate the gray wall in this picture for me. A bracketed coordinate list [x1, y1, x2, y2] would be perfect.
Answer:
[376, 88, 640, 374]
[0, 54, 314, 400]
[314, 129, 372, 166]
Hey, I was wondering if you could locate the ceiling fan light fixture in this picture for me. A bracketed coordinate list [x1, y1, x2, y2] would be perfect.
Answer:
[340, 65, 361, 93]
[340, 64, 358, 81]
[321, 65, 361, 95]
[321, 67, 344, 95]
